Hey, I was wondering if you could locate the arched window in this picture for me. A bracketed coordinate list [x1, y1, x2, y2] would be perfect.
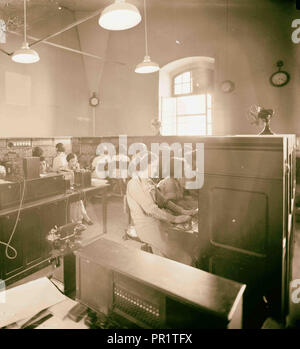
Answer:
[174, 71, 192, 95]
[159, 57, 214, 136]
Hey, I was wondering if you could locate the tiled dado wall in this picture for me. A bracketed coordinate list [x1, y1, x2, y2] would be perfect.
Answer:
[72, 136, 149, 168]
[0, 136, 153, 170]
[0, 137, 72, 167]
[0, 136, 173, 171]
[72, 136, 190, 167]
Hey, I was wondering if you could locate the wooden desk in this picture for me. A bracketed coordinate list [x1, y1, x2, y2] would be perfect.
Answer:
[0, 183, 110, 286]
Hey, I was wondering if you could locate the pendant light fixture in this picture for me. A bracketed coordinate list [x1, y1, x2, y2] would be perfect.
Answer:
[11, 0, 40, 64]
[135, 0, 159, 74]
[99, 0, 141, 31]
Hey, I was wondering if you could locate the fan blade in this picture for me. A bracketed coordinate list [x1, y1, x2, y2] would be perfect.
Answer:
[29, 9, 103, 48]
[7, 30, 126, 65]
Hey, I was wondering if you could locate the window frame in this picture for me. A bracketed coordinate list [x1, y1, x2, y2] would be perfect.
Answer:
[174, 94, 212, 136]
[172, 70, 193, 97]
[164, 68, 213, 136]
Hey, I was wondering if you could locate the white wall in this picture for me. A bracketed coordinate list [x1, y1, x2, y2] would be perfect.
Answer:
[77, 0, 299, 137]
[1, 1, 298, 138]
[0, 9, 90, 137]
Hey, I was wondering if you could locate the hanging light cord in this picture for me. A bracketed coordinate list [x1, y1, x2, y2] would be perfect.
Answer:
[225, 0, 229, 75]
[23, 0, 27, 44]
[143, 0, 148, 57]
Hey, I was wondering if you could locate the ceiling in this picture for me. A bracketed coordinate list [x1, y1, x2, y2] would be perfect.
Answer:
[0, 0, 294, 36]
[0, 0, 205, 35]
[0, 0, 293, 14]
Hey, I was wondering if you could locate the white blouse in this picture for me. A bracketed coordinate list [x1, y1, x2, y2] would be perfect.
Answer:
[52, 152, 68, 172]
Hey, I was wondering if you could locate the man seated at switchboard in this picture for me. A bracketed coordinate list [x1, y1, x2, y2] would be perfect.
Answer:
[66, 153, 93, 225]
[126, 151, 197, 266]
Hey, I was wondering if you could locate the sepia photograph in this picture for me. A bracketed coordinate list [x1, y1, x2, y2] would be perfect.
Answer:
[0, 0, 299, 337]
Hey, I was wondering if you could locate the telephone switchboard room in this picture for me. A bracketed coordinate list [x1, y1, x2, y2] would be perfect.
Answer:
[0, 0, 300, 331]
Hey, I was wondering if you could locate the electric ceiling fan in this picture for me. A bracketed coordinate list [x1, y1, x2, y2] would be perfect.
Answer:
[0, 0, 126, 66]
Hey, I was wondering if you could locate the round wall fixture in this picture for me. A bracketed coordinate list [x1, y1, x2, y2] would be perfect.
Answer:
[220, 80, 235, 93]
[89, 93, 100, 107]
[269, 61, 290, 87]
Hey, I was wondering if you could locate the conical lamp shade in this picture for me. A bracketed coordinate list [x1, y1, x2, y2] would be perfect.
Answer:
[135, 55, 159, 74]
[11, 42, 40, 64]
[99, 0, 141, 31]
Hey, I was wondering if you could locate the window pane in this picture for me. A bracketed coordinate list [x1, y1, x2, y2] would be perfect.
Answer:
[162, 96, 176, 114]
[177, 95, 206, 115]
[181, 83, 191, 94]
[174, 84, 182, 95]
[162, 121, 176, 135]
[174, 74, 183, 85]
[207, 124, 212, 135]
[174, 72, 192, 95]
[207, 94, 212, 108]
[175, 71, 191, 84]
[182, 72, 191, 83]
[177, 116, 206, 136]
[207, 109, 212, 123]
[161, 97, 176, 135]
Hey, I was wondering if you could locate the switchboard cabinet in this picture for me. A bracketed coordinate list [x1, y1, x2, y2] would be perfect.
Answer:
[76, 238, 246, 329]
[193, 135, 296, 327]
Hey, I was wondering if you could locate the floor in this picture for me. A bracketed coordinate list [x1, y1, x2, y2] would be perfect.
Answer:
[9, 194, 300, 328]
[87, 195, 142, 248]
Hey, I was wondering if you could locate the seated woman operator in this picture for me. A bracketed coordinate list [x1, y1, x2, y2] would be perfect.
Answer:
[157, 156, 198, 210]
[126, 151, 197, 266]
[91, 144, 111, 180]
[66, 153, 93, 226]
[32, 146, 51, 174]
[0, 163, 6, 180]
[52, 143, 68, 172]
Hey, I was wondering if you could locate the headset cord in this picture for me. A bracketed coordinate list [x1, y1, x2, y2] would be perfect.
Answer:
[0, 178, 26, 260]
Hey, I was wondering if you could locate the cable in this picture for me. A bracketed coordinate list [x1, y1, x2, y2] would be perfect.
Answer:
[64, 189, 70, 224]
[24, 0, 27, 44]
[0, 178, 26, 260]
[144, 0, 149, 57]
